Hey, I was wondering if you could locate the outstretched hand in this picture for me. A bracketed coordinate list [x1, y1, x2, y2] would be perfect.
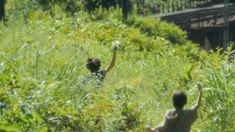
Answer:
[112, 40, 121, 51]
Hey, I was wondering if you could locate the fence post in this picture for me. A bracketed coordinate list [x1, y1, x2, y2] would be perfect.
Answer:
[181, 0, 184, 10]
[172, 1, 175, 12]
[163, 3, 166, 13]
[188, 0, 192, 8]
[167, 3, 170, 13]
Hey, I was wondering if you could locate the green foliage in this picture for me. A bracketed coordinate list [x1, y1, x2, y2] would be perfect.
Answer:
[0, 3, 235, 131]
[129, 16, 187, 45]
[198, 49, 235, 131]
[83, 0, 120, 11]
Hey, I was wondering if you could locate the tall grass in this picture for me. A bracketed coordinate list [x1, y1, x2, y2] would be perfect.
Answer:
[0, 4, 234, 131]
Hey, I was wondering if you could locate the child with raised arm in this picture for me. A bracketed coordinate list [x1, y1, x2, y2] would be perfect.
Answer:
[146, 85, 202, 132]
[85, 41, 119, 83]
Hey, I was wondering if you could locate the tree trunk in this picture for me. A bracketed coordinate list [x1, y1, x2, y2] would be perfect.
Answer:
[40, 0, 47, 10]
[121, 0, 132, 19]
[0, 0, 6, 20]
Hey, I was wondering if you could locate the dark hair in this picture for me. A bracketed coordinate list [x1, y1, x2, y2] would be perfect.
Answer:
[86, 58, 101, 72]
[172, 91, 187, 109]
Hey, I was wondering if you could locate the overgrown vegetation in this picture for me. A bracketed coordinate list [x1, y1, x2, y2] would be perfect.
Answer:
[0, 1, 234, 131]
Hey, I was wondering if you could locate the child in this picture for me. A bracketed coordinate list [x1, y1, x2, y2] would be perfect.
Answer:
[85, 41, 120, 82]
[146, 85, 202, 132]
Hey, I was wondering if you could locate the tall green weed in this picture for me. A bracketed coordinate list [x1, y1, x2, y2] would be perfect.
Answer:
[0, 6, 234, 131]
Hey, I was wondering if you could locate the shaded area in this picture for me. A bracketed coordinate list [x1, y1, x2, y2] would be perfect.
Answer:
[189, 21, 235, 50]
[0, 0, 5, 20]
[158, 3, 235, 50]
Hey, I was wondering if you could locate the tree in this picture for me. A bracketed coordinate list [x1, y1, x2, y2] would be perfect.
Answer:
[38, 0, 81, 15]
[0, 0, 6, 21]
[38, 0, 133, 18]
[223, 0, 230, 50]
[83, 0, 133, 19]
[120, 0, 133, 19]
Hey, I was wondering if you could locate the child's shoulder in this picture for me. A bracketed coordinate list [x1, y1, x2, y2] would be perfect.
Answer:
[165, 109, 177, 119]
[165, 109, 175, 115]
[99, 69, 107, 75]
[185, 108, 198, 117]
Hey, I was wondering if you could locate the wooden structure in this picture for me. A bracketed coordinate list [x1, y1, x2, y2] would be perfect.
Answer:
[155, 1, 235, 50]
[155, 0, 235, 14]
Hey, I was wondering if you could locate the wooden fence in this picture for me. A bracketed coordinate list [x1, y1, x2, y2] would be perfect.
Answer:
[155, 0, 223, 14]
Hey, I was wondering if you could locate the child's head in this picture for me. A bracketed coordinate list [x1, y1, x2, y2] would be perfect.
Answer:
[172, 91, 187, 109]
[86, 57, 101, 73]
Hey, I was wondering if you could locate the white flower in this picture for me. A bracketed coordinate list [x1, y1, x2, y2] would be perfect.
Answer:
[77, 18, 81, 23]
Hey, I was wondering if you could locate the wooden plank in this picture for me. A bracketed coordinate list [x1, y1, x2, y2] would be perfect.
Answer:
[157, 3, 235, 18]
[156, 4, 235, 29]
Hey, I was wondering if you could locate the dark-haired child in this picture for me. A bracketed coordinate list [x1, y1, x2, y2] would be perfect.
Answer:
[146, 86, 202, 132]
[86, 50, 116, 82]
[85, 41, 120, 83]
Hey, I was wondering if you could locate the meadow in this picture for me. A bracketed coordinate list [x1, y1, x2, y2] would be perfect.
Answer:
[0, 1, 235, 131]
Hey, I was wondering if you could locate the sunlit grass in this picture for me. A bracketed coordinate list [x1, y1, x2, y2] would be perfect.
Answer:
[0, 6, 234, 131]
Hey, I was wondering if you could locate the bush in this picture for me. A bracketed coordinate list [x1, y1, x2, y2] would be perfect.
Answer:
[128, 16, 188, 45]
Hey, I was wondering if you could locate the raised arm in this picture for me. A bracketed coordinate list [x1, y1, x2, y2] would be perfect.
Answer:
[105, 51, 116, 73]
[192, 84, 203, 111]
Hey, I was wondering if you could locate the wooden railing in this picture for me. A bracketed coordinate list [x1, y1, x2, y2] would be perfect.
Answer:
[159, 2, 235, 30]
[156, 0, 223, 14]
